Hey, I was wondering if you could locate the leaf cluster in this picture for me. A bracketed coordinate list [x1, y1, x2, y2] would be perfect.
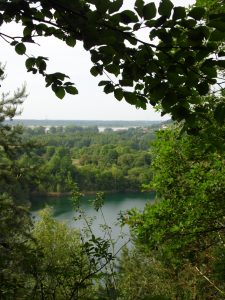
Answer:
[1, 0, 225, 128]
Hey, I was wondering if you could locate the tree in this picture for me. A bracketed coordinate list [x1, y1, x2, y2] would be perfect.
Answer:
[30, 207, 96, 300]
[0, 194, 34, 299]
[196, 0, 225, 14]
[128, 123, 225, 297]
[0, 68, 38, 298]
[1, 0, 225, 129]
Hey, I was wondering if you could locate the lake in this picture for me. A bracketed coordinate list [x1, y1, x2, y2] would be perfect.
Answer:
[31, 192, 155, 252]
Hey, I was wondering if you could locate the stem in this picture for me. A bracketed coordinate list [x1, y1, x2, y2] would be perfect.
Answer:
[195, 266, 225, 296]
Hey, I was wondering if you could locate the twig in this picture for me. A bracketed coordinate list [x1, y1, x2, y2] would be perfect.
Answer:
[195, 266, 225, 296]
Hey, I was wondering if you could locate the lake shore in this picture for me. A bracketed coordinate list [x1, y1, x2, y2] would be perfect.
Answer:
[31, 189, 142, 197]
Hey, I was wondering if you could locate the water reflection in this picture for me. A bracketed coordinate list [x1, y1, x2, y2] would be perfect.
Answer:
[31, 192, 155, 251]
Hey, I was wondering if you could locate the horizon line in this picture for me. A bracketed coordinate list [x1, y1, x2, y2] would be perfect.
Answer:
[13, 118, 165, 121]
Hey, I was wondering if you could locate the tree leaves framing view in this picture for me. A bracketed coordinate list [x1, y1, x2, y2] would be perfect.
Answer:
[1, 0, 225, 129]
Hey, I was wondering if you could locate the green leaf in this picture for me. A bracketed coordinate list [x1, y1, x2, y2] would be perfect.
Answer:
[15, 43, 26, 55]
[172, 6, 186, 20]
[201, 66, 217, 78]
[143, 2, 156, 20]
[158, 0, 174, 18]
[90, 66, 100, 77]
[65, 86, 78, 95]
[54, 87, 65, 99]
[168, 71, 186, 85]
[108, 0, 123, 14]
[186, 72, 199, 86]
[133, 23, 141, 31]
[210, 29, 225, 41]
[214, 103, 225, 125]
[23, 26, 33, 37]
[11, 41, 17, 46]
[135, 0, 144, 18]
[119, 79, 133, 87]
[145, 20, 156, 27]
[157, 29, 172, 43]
[120, 10, 139, 24]
[215, 60, 225, 68]
[188, 7, 205, 20]
[53, 72, 68, 80]
[114, 88, 123, 100]
[218, 51, 225, 57]
[208, 20, 225, 32]
[196, 82, 209, 95]
[124, 91, 137, 104]
[104, 83, 114, 94]
[95, 0, 109, 13]
[98, 80, 110, 86]
[25, 57, 35, 69]
[66, 36, 76, 47]
[181, 19, 197, 29]
[105, 64, 120, 76]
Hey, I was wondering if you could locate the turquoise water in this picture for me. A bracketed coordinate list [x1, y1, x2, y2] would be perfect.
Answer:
[30, 192, 155, 251]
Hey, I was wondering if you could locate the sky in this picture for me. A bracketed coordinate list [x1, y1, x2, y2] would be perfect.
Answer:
[1, 0, 195, 120]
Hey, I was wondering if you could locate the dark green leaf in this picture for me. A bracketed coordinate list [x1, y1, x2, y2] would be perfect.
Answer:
[109, 0, 123, 14]
[124, 91, 137, 104]
[158, 0, 174, 18]
[53, 72, 68, 80]
[15, 43, 26, 55]
[218, 51, 225, 57]
[215, 60, 225, 68]
[214, 103, 225, 125]
[65, 86, 78, 95]
[105, 64, 120, 76]
[135, 0, 144, 17]
[208, 20, 225, 32]
[95, 0, 109, 14]
[104, 83, 114, 94]
[201, 66, 217, 78]
[119, 79, 133, 87]
[210, 29, 225, 41]
[145, 20, 156, 27]
[151, 83, 168, 100]
[120, 10, 139, 24]
[23, 26, 33, 37]
[90, 66, 100, 77]
[181, 19, 197, 28]
[143, 2, 156, 20]
[172, 6, 186, 20]
[188, 7, 205, 20]
[54, 87, 65, 99]
[98, 80, 111, 86]
[168, 71, 186, 85]
[133, 23, 141, 31]
[185, 56, 196, 66]
[10, 41, 17, 46]
[66, 36, 76, 47]
[186, 72, 199, 86]
[114, 88, 123, 100]
[197, 82, 209, 95]
[25, 57, 35, 69]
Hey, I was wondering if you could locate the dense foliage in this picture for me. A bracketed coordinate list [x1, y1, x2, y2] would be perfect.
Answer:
[125, 123, 225, 299]
[1, 0, 225, 129]
[21, 125, 155, 194]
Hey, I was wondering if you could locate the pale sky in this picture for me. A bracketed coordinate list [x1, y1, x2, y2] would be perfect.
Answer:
[1, 0, 195, 120]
